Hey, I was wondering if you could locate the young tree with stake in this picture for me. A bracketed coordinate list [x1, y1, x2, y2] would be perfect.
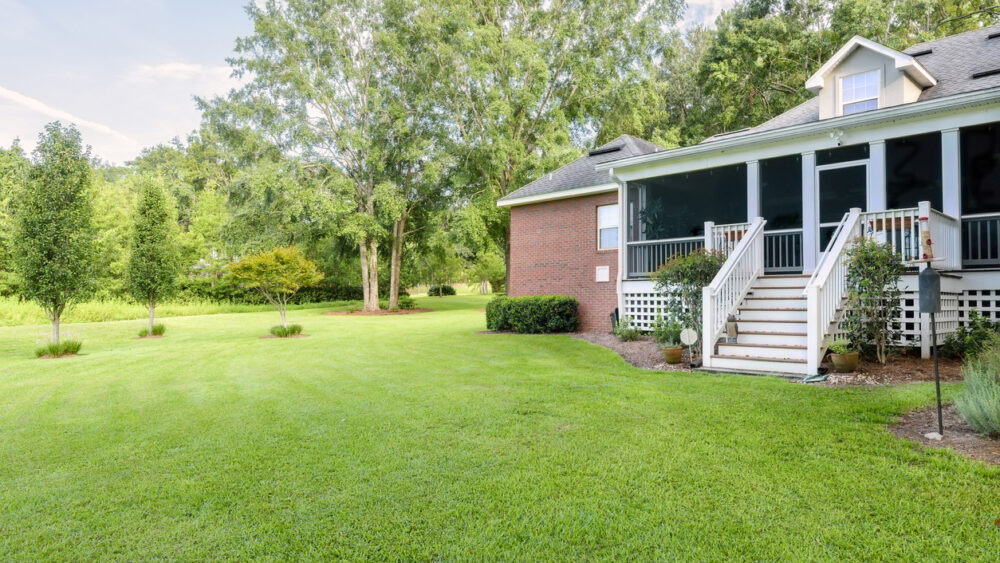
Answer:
[127, 175, 181, 336]
[12, 123, 97, 349]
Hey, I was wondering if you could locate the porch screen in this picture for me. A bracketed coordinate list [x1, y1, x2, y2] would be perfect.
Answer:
[759, 155, 802, 229]
[961, 122, 1000, 215]
[886, 132, 942, 210]
[630, 164, 747, 240]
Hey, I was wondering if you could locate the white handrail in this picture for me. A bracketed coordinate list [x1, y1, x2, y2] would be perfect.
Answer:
[702, 217, 766, 367]
[926, 205, 961, 270]
[804, 208, 862, 375]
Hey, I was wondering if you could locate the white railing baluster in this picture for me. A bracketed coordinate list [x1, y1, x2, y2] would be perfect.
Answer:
[702, 218, 766, 368]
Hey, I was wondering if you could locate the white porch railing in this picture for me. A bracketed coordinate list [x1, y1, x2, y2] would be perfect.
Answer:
[625, 220, 753, 278]
[702, 217, 766, 368]
[804, 202, 961, 374]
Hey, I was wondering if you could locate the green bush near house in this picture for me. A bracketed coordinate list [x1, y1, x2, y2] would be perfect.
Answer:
[651, 315, 681, 346]
[486, 295, 578, 333]
[942, 310, 1000, 359]
[614, 315, 641, 342]
[651, 249, 725, 335]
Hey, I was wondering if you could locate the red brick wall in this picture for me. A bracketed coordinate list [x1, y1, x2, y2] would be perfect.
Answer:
[509, 192, 619, 332]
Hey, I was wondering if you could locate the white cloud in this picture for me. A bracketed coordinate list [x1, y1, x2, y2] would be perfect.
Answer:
[0, 85, 134, 142]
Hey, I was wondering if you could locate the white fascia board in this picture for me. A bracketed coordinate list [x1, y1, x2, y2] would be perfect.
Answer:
[595, 86, 1000, 177]
[804, 36, 935, 94]
[496, 182, 618, 208]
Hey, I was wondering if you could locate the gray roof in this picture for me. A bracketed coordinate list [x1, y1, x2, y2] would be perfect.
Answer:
[499, 135, 664, 202]
[705, 24, 1000, 142]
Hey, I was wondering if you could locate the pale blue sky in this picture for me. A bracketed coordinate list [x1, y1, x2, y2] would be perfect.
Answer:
[0, 0, 733, 164]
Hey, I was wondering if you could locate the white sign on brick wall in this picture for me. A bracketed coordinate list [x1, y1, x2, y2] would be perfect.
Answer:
[595, 266, 610, 282]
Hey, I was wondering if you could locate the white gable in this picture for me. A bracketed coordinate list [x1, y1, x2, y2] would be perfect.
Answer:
[805, 36, 936, 94]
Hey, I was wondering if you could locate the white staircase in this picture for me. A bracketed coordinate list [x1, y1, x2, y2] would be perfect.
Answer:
[709, 274, 810, 376]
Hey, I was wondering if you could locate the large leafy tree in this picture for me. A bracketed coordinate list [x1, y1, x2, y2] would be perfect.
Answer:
[12, 123, 97, 344]
[208, 0, 411, 312]
[0, 143, 29, 294]
[433, 0, 684, 283]
[127, 175, 182, 336]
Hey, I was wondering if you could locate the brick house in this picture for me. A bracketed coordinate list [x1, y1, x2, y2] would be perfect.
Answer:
[500, 135, 665, 331]
[499, 26, 1000, 376]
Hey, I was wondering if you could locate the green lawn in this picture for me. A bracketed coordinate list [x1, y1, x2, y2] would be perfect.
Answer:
[0, 295, 996, 560]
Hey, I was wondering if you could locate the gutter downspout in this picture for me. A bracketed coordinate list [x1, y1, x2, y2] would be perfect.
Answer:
[610, 168, 627, 327]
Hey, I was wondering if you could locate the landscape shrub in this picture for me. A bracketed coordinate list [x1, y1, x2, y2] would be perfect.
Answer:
[176, 277, 380, 305]
[651, 249, 725, 335]
[614, 315, 641, 342]
[955, 333, 1000, 437]
[138, 323, 166, 337]
[35, 339, 82, 358]
[942, 310, 1000, 359]
[651, 315, 681, 346]
[396, 295, 416, 310]
[428, 284, 456, 297]
[270, 324, 304, 338]
[485, 295, 578, 333]
[843, 237, 904, 364]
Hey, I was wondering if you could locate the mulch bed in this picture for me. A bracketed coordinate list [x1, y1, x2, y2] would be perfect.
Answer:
[136, 335, 164, 340]
[890, 404, 1000, 466]
[258, 334, 310, 339]
[816, 350, 963, 386]
[36, 354, 79, 360]
[323, 308, 433, 316]
[571, 332, 696, 372]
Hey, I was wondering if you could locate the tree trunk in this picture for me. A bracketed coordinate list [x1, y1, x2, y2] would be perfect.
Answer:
[52, 315, 60, 345]
[388, 216, 406, 309]
[148, 301, 155, 335]
[279, 299, 287, 328]
[360, 236, 380, 312]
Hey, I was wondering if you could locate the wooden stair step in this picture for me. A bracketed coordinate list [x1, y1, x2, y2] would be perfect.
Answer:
[713, 354, 807, 364]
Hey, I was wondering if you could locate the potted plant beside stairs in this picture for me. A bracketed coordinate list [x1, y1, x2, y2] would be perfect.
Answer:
[653, 316, 684, 364]
[827, 338, 859, 373]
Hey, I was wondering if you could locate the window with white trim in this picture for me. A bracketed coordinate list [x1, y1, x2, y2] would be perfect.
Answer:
[597, 204, 618, 249]
[841, 70, 879, 115]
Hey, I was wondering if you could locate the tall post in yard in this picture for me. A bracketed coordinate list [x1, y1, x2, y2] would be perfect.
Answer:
[919, 265, 943, 437]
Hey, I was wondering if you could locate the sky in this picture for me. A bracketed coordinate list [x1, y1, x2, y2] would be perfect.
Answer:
[0, 0, 736, 164]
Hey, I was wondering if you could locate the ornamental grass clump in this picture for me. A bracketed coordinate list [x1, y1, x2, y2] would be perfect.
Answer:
[955, 333, 1000, 437]
[269, 324, 304, 338]
[35, 339, 82, 358]
[138, 323, 166, 338]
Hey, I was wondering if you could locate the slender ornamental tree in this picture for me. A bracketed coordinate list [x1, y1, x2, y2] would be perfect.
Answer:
[12, 123, 97, 344]
[127, 175, 181, 336]
[229, 247, 324, 328]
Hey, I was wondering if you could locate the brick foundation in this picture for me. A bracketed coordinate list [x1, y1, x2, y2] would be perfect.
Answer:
[509, 192, 619, 332]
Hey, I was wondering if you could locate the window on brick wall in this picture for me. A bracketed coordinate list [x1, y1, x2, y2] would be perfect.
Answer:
[598, 204, 619, 249]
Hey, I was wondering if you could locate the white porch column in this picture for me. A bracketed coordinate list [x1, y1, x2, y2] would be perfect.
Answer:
[941, 128, 961, 217]
[868, 140, 886, 212]
[612, 169, 626, 318]
[746, 160, 760, 221]
[704, 221, 715, 251]
[802, 151, 817, 273]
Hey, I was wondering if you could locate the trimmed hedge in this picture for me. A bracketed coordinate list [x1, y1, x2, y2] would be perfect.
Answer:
[428, 284, 456, 296]
[176, 276, 406, 305]
[486, 295, 579, 333]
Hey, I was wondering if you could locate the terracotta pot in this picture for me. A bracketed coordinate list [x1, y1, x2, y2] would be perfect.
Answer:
[663, 346, 683, 364]
[830, 352, 859, 373]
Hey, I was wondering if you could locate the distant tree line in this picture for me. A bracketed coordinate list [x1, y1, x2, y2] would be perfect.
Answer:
[1, 0, 996, 320]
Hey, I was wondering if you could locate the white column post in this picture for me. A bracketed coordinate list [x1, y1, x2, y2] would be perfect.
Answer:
[802, 151, 817, 273]
[702, 286, 713, 368]
[868, 140, 886, 212]
[941, 128, 961, 218]
[806, 285, 820, 375]
[704, 221, 715, 251]
[612, 169, 627, 319]
[747, 160, 760, 221]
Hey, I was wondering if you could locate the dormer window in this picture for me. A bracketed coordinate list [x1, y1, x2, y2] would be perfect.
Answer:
[841, 70, 880, 115]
